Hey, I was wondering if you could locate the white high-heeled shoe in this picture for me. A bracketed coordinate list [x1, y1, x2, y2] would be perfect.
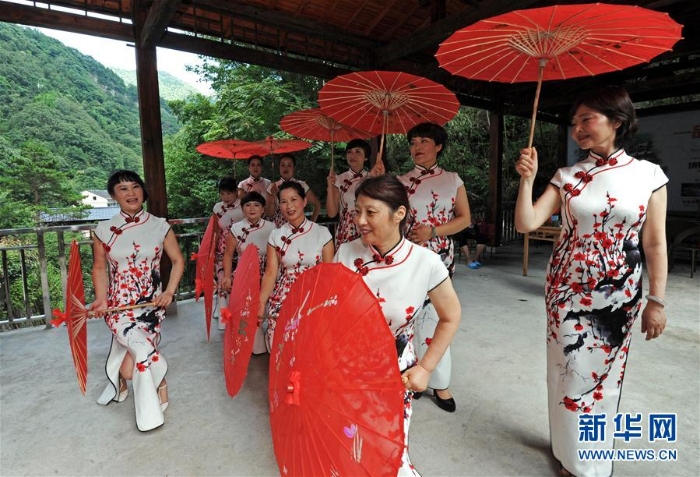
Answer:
[116, 377, 128, 402]
[158, 382, 168, 412]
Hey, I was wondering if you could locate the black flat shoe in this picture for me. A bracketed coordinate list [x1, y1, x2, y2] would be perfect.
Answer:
[412, 391, 423, 399]
[433, 389, 456, 413]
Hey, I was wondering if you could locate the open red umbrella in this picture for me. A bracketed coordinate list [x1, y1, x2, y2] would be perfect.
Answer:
[192, 215, 217, 341]
[435, 3, 683, 147]
[238, 136, 313, 156]
[269, 263, 405, 476]
[196, 139, 260, 160]
[280, 108, 372, 170]
[318, 70, 460, 166]
[221, 245, 261, 398]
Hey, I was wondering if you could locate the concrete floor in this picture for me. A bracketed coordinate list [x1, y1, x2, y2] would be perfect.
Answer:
[1, 244, 698, 477]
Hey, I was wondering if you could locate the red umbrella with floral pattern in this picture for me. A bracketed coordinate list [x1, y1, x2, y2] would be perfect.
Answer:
[221, 245, 261, 398]
[269, 263, 405, 476]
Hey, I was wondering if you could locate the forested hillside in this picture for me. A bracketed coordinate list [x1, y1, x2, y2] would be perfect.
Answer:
[0, 22, 183, 226]
[113, 68, 200, 101]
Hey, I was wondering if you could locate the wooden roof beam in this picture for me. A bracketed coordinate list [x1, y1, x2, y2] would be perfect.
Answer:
[195, 0, 379, 50]
[0, 1, 133, 42]
[376, 0, 538, 67]
[159, 32, 351, 79]
[137, 0, 183, 49]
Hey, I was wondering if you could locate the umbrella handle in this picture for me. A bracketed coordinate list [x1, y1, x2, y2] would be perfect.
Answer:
[88, 302, 157, 317]
[527, 59, 547, 149]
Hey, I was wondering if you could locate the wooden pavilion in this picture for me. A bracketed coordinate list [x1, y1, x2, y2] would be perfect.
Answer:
[2, 0, 699, 240]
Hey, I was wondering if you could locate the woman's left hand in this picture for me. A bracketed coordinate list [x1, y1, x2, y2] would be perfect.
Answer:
[401, 364, 430, 393]
[408, 224, 433, 244]
[641, 302, 666, 340]
[154, 290, 175, 308]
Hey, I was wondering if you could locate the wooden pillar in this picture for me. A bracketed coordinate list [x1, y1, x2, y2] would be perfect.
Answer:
[488, 109, 504, 248]
[133, 5, 172, 289]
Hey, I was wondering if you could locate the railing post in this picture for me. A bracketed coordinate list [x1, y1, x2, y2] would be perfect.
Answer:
[37, 230, 52, 329]
[57, 231, 67, 303]
[2, 250, 13, 323]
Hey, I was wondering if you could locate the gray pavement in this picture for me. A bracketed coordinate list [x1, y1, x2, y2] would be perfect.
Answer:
[1, 244, 698, 477]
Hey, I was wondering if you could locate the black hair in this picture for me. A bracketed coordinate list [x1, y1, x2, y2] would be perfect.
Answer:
[345, 139, 371, 159]
[406, 122, 448, 157]
[241, 191, 266, 207]
[278, 181, 306, 199]
[569, 85, 638, 148]
[278, 154, 296, 167]
[107, 170, 149, 202]
[217, 176, 237, 193]
[355, 175, 410, 230]
[247, 155, 263, 166]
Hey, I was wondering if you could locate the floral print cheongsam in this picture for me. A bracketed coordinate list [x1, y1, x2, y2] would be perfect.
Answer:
[545, 150, 668, 477]
[237, 175, 271, 195]
[335, 237, 448, 477]
[398, 164, 464, 390]
[213, 200, 244, 299]
[332, 169, 368, 248]
[266, 218, 332, 347]
[93, 209, 171, 431]
[266, 178, 311, 228]
[230, 218, 275, 276]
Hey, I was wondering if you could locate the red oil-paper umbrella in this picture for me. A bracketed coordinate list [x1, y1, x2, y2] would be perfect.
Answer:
[221, 245, 261, 398]
[435, 3, 682, 147]
[269, 263, 405, 476]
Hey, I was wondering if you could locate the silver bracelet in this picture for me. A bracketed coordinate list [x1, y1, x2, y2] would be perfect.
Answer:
[646, 295, 667, 307]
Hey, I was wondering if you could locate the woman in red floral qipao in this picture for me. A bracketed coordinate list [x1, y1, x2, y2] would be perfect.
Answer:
[326, 139, 371, 248]
[398, 122, 471, 412]
[92, 170, 185, 432]
[335, 175, 461, 476]
[259, 181, 334, 350]
[515, 86, 668, 477]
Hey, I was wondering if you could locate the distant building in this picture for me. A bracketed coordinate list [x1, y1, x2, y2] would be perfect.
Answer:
[39, 206, 121, 225]
[81, 190, 115, 208]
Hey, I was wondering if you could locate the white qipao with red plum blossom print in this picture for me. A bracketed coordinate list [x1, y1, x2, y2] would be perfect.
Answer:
[546, 149, 667, 477]
[266, 178, 311, 228]
[229, 218, 275, 276]
[238, 175, 271, 195]
[265, 219, 332, 347]
[398, 164, 463, 390]
[333, 168, 368, 247]
[94, 209, 170, 431]
[213, 200, 244, 301]
[335, 237, 448, 477]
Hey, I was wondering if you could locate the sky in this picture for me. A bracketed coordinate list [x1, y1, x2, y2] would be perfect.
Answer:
[37, 28, 212, 95]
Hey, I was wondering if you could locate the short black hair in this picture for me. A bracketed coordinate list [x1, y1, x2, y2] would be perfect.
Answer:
[278, 154, 296, 167]
[241, 191, 266, 207]
[569, 85, 638, 148]
[107, 170, 149, 202]
[278, 181, 306, 199]
[355, 175, 410, 231]
[217, 176, 237, 193]
[406, 122, 448, 157]
[345, 139, 371, 159]
[247, 155, 263, 166]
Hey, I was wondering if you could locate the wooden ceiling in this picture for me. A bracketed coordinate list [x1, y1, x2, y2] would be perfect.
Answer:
[2, 0, 699, 122]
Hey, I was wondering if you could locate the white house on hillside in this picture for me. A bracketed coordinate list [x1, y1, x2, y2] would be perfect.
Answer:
[81, 190, 116, 208]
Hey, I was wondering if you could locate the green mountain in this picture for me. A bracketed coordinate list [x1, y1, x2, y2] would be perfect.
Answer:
[112, 68, 200, 101]
[0, 22, 182, 191]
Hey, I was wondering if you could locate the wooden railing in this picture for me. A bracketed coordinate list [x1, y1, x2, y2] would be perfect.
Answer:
[0, 218, 209, 330]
